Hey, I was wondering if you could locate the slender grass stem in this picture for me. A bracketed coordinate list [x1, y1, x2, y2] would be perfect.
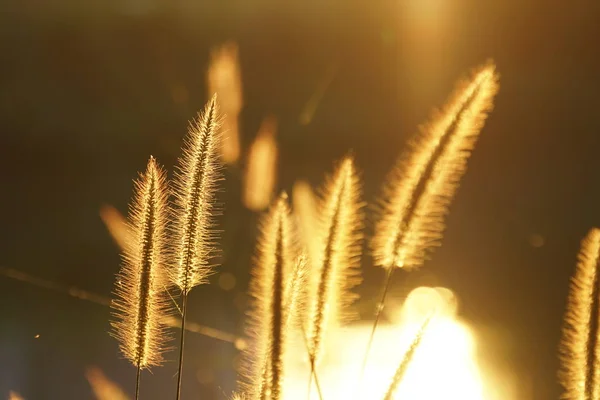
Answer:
[176, 293, 189, 400]
[300, 323, 323, 400]
[358, 266, 394, 388]
[135, 364, 141, 400]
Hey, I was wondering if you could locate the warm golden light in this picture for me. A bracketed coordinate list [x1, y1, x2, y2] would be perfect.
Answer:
[85, 367, 130, 400]
[282, 286, 508, 400]
[243, 116, 278, 211]
[207, 42, 243, 164]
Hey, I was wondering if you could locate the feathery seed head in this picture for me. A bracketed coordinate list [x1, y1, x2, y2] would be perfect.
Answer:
[110, 156, 171, 369]
[307, 156, 363, 359]
[560, 228, 600, 399]
[372, 62, 499, 270]
[172, 96, 223, 294]
[242, 193, 297, 399]
[383, 316, 433, 400]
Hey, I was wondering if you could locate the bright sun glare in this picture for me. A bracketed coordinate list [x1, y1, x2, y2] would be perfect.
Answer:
[283, 287, 500, 400]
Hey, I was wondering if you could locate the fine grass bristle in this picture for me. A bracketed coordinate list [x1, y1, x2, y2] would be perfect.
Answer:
[372, 62, 499, 270]
[110, 156, 171, 370]
[243, 193, 296, 400]
[172, 94, 223, 294]
[560, 228, 600, 399]
[172, 95, 223, 399]
[307, 156, 363, 360]
[382, 316, 432, 400]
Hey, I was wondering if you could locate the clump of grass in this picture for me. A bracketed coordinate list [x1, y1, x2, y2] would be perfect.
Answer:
[241, 194, 298, 400]
[171, 95, 223, 398]
[560, 228, 600, 399]
[110, 156, 171, 399]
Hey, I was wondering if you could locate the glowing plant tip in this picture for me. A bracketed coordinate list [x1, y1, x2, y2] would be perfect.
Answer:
[100, 204, 130, 250]
[243, 194, 296, 400]
[110, 157, 171, 369]
[86, 367, 131, 400]
[307, 156, 363, 359]
[172, 95, 223, 294]
[372, 61, 499, 270]
[560, 228, 600, 400]
[382, 316, 432, 400]
[207, 41, 242, 163]
[244, 116, 278, 211]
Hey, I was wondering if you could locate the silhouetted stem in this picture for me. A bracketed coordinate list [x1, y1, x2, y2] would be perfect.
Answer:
[358, 266, 394, 387]
[135, 364, 141, 400]
[176, 293, 189, 400]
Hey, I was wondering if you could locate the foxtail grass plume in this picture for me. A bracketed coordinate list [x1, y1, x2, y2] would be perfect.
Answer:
[110, 157, 171, 374]
[242, 194, 296, 400]
[172, 95, 223, 294]
[307, 156, 363, 360]
[100, 204, 130, 251]
[382, 316, 432, 400]
[560, 228, 600, 400]
[372, 62, 499, 270]
[244, 116, 278, 211]
[172, 95, 223, 399]
[86, 367, 131, 400]
[207, 41, 242, 164]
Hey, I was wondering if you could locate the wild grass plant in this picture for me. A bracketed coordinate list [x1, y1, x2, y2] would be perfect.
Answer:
[9, 56, 598, 400]
[104, 61, 503, 399]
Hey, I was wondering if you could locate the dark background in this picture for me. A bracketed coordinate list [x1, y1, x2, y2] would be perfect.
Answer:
[1, 0, 600, 399]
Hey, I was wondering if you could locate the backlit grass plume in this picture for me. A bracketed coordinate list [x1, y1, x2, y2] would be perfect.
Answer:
[307, 156, 363, 360]
[362, 61, 499, 383]
[171, 95, 223, 399]
[382, 316, 432, 400]
[559, 228, 600, 400]
[372, 62, 499, 271]
[242, 194, 297, 400]
[110, 157, 170, 399]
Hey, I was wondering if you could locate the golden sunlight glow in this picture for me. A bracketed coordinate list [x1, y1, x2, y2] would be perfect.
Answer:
[243, 116, 278, 211]
[283, 286, 510, 400]
[207, 42, 243, 164]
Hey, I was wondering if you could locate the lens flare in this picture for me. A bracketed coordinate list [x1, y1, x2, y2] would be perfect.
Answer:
[282, 286, 506, 399]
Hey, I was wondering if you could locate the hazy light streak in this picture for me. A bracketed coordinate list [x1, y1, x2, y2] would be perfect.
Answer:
[243, 116, 278, 211]
[207, 42, 243, 164]
[0, 266, 243, 345]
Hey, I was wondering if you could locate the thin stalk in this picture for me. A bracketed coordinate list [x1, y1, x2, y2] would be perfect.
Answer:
[300, 323, 323, 400]
[135, 364, 141, 400]
[358, 266, 394, 386]
[176, 294, 189, 400]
